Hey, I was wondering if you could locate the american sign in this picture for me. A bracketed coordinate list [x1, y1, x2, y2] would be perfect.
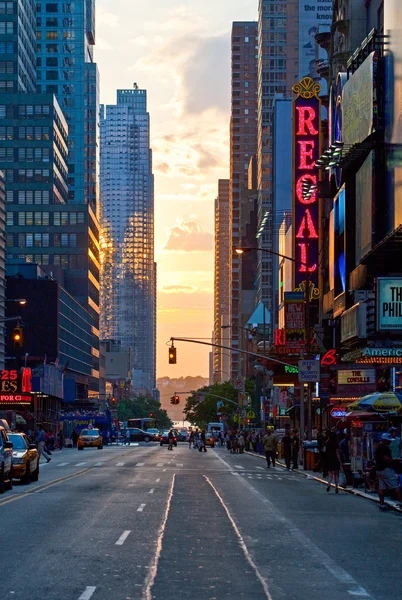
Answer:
[292, 77, 321, 289]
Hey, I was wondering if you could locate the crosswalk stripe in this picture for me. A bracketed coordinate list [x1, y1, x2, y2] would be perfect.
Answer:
[116, 462, 125, 466]
[234, 465, 245, 469]
[75, 462, 87, 466]
[256, 466, 265, 470]
[136, 462, 144, 467]
[176, 463, 183, 467]
[94, 462, 103, 467]
[156, 463, 164, 467]
[57, 462, 69, 467]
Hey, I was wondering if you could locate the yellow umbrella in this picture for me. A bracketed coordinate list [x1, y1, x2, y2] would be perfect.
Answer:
[348, 392, 402, 413]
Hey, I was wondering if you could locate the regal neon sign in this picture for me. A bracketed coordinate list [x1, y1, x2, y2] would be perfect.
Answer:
[292, 77, 321, 289]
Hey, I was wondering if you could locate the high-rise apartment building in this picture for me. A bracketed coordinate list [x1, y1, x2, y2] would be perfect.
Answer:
[100, 86, 156, 393]
[257, 1, 299, 330]
[213, 179, 230, 383]
[230, 21, 258, 379]
[0, 170, 5, 369]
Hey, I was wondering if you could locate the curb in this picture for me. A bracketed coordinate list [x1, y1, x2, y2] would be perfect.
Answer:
[244, 450, 402, 514]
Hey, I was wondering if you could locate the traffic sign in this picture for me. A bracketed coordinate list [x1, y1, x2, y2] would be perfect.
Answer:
[246, 409, 255, 419]
[298, 360, 320, 383]
[234, 378, 244, 391]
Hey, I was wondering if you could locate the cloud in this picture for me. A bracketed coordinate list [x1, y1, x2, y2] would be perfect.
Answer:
[163, 219, 214, 252]
[160, 284, 197, 294]
[97, 6, 119, 29]
[155, 162, 170, 174]
[193, 144, 219, 170]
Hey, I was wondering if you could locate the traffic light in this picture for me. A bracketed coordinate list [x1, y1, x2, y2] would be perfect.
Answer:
[12, 326, 23, 348]
[149, 413, 153, 418]
[168, 346, 177, 364]
[111, 397, 116, 405]
[170, 395, 180, 405]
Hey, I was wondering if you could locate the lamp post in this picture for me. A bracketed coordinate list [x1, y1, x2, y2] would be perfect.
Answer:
[235, 246, 313, 442]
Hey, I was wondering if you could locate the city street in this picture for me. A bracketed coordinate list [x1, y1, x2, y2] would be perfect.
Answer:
[0, 443, 400, 600]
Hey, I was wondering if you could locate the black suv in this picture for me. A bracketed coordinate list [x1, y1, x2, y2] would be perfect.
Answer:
[0, 424, 13, 494]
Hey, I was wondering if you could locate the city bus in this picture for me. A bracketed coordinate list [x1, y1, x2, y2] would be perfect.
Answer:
[126, 417, 158, 431]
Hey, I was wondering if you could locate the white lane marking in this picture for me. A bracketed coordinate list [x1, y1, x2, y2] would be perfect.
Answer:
[115, 530, 131, 546]
[348, 589, 370, 597]
[155, 478, 160, 483]
[136, 462, 145, 467]
[75, 462, 87, 466]
[143, 474, 175, 600]
[78, 587, 96, 600]
[234, 465, 245, 470]
[176, 463, 183, 467]
[213, 450, 372, 598]
[149, 488, 155, 494]
[137, 503, 146, 512]
[116, 462, 125, 467]
[163, 468, 167, 472]
[156, 463, 164, 467]
[128, 484, 135, 487]
[204, 474, 273, 600]
[57, 462, 69, 467]
[256, 466, 265, 471]
[94, 462, 103, 467]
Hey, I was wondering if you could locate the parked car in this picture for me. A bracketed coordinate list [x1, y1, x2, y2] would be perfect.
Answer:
[126, 428, 154, 442]
[0, 424, 13, 493]
[145, 428, 160, 439]
[8, 433, 39, 484]
[78, 428, 103, 450]
[159, 431, 177, 447]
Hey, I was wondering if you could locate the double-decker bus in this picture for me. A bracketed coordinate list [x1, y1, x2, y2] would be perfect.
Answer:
[126, 417, 158, 431]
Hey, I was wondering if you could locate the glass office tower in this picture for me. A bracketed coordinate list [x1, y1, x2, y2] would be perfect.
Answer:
[35, 1, 100, 395]
[100, 86, 156, 393]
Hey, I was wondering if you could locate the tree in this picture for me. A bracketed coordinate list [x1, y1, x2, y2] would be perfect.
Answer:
[117, 396, 172, 429]
[184, 380, 255, 429]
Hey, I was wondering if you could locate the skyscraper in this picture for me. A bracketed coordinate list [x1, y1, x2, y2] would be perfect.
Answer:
[257, 1, 299, 330]
[230, 21, 258, 379]
[100, 86, 156, 393]
[35, 0, 100, 396]
[213, 179, 230, 383]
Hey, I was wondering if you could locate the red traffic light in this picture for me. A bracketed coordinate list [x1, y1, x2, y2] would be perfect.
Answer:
[111, 397, 116, 405]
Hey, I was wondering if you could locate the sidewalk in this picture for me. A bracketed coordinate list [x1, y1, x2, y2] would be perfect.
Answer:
[245, 450, 402, 514]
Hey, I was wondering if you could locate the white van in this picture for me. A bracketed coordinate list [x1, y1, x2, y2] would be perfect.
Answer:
[207, 422, 224, 435]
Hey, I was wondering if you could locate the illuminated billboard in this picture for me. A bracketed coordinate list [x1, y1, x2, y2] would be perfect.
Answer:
[292, 77, 321, 291]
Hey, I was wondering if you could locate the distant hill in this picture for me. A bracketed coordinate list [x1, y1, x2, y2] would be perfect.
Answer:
[157, 376, 209, 421]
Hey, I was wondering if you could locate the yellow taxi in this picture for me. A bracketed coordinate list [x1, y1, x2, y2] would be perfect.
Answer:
[8, 432, 40, 484]
[77, 428, 103, 450]
[205, 433, 216, 448]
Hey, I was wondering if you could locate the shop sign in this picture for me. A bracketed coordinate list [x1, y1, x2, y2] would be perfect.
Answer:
[377, 277, 402, 331]
[274, 328, 305, 355]
[0, 393, 31, 404]
[292, 77, 321, 290]
[337, 369, 376, 385]
[331, 406, 347, 418]
[341, 304, 367, 342]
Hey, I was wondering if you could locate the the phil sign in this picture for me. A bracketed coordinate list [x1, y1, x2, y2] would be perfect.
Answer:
[377, 278, 402, 331]
[293, 77, 321, 289]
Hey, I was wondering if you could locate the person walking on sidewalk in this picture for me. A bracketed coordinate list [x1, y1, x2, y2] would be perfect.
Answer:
[375, 433, 402, 510]
[263, 429, 278, 468]
[323, 429, 340, 493]
[282, 427, 292, 470]
[291, 429, 300, 470]
[35, 425, 51, 463]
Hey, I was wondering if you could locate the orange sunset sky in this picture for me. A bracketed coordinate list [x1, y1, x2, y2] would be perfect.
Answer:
[96, 1, 257, 377]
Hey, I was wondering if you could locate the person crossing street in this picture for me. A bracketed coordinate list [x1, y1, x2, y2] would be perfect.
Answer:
[263, 428, 278, 468]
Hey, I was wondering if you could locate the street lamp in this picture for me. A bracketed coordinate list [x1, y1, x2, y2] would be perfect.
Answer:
[235, 245, 314, 442]
[6, 298, 27, 305]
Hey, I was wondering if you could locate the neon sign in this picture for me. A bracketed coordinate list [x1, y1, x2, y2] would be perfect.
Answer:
[292, 77, 321, 289]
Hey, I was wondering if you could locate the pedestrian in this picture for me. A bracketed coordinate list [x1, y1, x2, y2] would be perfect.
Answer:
[375, 433, 402, 510]
[72, 429, 78, 447]
[168, 430, 174, 451]
[238, 432, 245, 454]
[57, 430, 64, 450]
[291, 429, 300, 470]
[312, 426, 318, 440]
[225, 432, 231, 451]
[388, 427, 401, 459]
[125, 429, 131, 445]
[323, 429, 341, 493]
[35, 425, 51, 463]
[282, 427, 292, 471]
[189, 430, 194, 449]
[339, 433, 350, 464]
[263, 428, 278, 468]
[199, 429, 207, 452]
[117, 430, 122, 445]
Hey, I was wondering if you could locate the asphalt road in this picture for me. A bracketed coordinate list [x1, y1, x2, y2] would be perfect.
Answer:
[0, 442, 401, 600]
